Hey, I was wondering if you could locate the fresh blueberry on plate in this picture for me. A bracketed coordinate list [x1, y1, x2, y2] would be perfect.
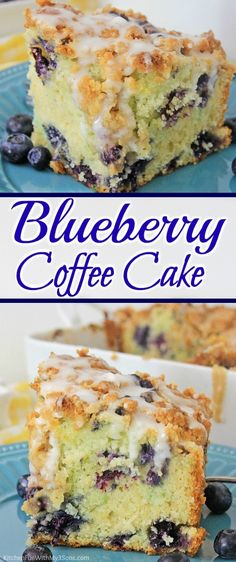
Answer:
[22, 545, 52, 562]
[214, 529, 236, 559]
[1, 134, 33, 164]
[205, 483, 232, 514]
[27, 146, 51, 170]
[6, 114, 33, 137]
[232, 157, 236, 175]
[16, 474, 30, 499]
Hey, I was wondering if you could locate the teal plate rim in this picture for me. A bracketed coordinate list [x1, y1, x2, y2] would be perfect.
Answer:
[0, 63, 236, 194]
[1, 441, 236, 561]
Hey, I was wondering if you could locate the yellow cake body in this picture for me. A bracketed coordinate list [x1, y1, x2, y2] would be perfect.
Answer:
[23, 349, 211, 556]
[25, 4, 234, 192]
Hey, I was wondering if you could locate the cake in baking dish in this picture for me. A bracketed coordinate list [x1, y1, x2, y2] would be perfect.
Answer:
[25, 3, 235, 192]
[105, 303, 236, 366]
[23, 349, 211, 556]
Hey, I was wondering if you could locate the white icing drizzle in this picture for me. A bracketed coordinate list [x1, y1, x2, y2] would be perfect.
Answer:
[35, 352, 209, 483]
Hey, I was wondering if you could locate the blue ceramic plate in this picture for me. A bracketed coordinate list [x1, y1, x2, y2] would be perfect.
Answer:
[0, 64, 236, 194]
[0, 442, 236, 561]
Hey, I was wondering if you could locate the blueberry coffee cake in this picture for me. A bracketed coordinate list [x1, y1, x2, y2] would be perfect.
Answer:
[105, 304, 236, 366]
[23, 349, 211, 556]
[25, 3, 235, 192]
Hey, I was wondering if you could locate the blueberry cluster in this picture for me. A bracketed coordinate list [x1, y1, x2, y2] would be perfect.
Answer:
[148, 520, 186, 551]
[95, 469, 129, 491]
[191, 130, 219, 160]
[17, 475, 235, 559]
[0, 114, 51, 170]
[31, 38, 57, 82]
[134, 325, 168, 356]
[44, 123, 149, 191]
[160, 89, 189, 128]
[31, 509, 84, 544]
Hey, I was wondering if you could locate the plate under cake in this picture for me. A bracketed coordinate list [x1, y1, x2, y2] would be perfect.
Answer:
[23, 349, 211, 556]
[25, 3, 235, 192]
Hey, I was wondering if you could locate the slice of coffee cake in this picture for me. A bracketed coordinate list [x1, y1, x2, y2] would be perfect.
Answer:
[105, 303, 236, 364]
[25, 3, 234, 192]
[23, 349, 211, 556]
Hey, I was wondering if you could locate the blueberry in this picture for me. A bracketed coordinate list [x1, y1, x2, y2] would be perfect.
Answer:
[44, 125, 66, 148]
[134, 374, 153, 389]
[26, 486, 42, 500]
[232, 157, 236, 175]
[214, 529, 236, 559]
[6, 114, 33, 136]
[73, 163, 100, 188]
[134, 325, 150, 348]
[16, 474, 30, 499]
[191, 131, 219, 159]
[22, 545, 52, 562]
[146, 469, 160, 486]
[160, 89, 187, 127]
[27, 146, 51, 170]
[154, 333, 167, 354]
[101, 145, 122, 165]
[31, 510, 83, 540]
[115, 406, 126, 416]
[140, 443, 155, 465]
[50, 510, 83, 538]
[205, 483, 232, 514]
[148, 520, 182, 550]
[166, 157, 178, 173]
[112, 158, 149, 192]
[225, 118, 236, 142]
[96, 470, 124, 490]
[197, 73, 210, 108]
[159, 553, 190, 562]
[1, 134, 33, 163]
[92, 420, 100, 431]
[197, 73, 209, 89]
[110, 533, 133, 547]
[31, 46, 56, 80]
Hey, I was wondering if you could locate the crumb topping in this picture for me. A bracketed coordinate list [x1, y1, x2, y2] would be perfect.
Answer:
[25, 3, 228, 154]
[36, 350, 210, 433]
[26, 3, 224, 62]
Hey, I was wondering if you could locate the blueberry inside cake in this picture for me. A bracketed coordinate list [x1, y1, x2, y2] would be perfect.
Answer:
[105, 303, 236, 366]
[23, 349, 211, 556]
[25, 3, 235, 192]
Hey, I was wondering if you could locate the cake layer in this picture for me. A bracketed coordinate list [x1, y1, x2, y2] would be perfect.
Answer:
[105, 303, 236, 366]
[23, 349, 211, 556]
[25, 3, 235, 192]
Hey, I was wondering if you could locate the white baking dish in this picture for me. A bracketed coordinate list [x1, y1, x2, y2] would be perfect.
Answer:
[0, 0, 33, 39]
[26, 329, 236, 448]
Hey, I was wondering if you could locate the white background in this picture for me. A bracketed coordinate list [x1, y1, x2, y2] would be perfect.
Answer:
[0, 196, 235, 299]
